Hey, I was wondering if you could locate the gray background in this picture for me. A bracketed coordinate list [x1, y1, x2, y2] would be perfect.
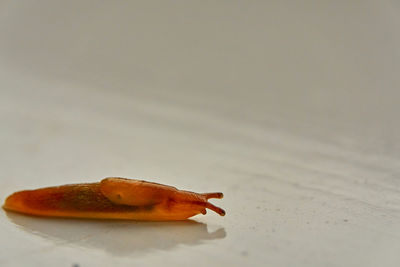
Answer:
[1, 1, 400, 266]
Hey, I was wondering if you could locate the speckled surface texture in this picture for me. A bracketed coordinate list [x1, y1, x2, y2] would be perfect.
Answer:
[1, 1, 400, 266]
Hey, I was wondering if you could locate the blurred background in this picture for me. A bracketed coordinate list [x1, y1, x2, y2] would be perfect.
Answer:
[1, 1, 400, 266]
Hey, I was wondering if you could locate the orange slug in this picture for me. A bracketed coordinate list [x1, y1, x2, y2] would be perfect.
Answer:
[2, 177, 225, 221]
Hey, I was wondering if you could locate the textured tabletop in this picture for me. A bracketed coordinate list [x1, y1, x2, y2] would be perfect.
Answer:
[1, 1, 400, 266]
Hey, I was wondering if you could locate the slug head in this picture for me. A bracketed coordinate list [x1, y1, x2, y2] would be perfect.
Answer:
[163, 191, 225, 217]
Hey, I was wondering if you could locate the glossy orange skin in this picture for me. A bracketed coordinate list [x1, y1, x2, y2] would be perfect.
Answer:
[3, 177, 225, 221]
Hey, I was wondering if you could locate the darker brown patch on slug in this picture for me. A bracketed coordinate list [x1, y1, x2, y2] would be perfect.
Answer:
[142, 204, 155, 211]
[15, 183, 141, 213]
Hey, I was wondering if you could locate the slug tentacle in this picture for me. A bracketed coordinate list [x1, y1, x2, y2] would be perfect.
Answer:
[205, 202, 226, 216]
[202, 192, 224, 200]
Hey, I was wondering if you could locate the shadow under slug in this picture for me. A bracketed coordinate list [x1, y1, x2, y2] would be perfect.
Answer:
[6, 211, 226, 256]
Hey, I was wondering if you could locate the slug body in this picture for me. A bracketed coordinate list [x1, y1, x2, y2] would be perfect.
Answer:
[3, 178, 225, 221]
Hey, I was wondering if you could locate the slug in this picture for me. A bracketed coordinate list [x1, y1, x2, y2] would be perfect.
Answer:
[2, 177, 225, 221]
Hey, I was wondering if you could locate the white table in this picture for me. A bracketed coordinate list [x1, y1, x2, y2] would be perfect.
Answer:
[1, 1, 400, 266]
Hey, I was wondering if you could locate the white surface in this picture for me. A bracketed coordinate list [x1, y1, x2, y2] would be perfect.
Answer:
[1, 1, 400, 266]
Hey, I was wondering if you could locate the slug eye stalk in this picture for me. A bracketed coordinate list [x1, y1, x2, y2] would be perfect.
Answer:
[202, 192, 224, 200]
